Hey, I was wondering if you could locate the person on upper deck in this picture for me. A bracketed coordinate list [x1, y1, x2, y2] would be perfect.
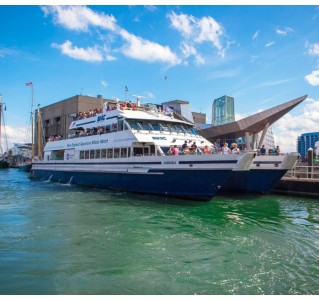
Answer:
[182, 145, 190, 155]
[275, 145, 281, 155]
[260, 145, 266, 155]
[203, 145, 211, 154]
[172, 145, 179, 155]
[231, 143, 240, 154]
[190, 142, 198, 155]
[222, 143, 231, 154]
[182, 140, 188, 151]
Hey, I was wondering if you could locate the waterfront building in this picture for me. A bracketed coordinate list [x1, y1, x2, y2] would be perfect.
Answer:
[209, 94, 275, 150]
[297, 132, 319, 161]
[211, 95, 235, 126]
[200, 95, 307, 151]
[162, 100, 194, 123]
[34, 94, 114, 155]
[192, 112, 206, 124]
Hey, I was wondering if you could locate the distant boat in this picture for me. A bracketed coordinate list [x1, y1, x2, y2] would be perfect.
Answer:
[18, 162, 32, 172]
[0, 158, 10, 169]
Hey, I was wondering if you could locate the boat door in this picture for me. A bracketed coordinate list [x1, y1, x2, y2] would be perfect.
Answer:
[132, 143, 156, 156]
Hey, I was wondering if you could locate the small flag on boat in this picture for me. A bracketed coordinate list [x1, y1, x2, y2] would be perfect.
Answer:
[163, 105, 174, 116]
[26, 82, 33, 86]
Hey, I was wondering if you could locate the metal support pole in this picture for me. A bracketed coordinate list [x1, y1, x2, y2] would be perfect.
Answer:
[257, 123, 270, 149]
[308, 148, 313, 178]
[245, 132, 250, 150]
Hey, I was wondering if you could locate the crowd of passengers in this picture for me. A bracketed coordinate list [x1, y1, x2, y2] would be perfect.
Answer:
[167, 141, 241, 155]
[258, 144, 281, 155]
[75, 125, 117, 137]
[167, 141, 282, 156]
[73, 101, 149, 121]
[47, 135, 63, 142]
[74, 108, 102, 120]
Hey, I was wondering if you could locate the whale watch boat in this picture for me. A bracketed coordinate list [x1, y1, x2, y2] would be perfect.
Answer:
[31, 101, 256, 201]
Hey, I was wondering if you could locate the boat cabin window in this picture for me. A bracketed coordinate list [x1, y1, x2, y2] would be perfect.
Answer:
[107, 149, 113, 158]
[133, 147, 148, 156]
[78, 147, 133, 160]
[150, 122, 160, 131]
[121, 148, 127, 158]
[117, 119, 124, 131]
[51, 150, 64, 160]
[126, 120, 139, 130]
[114, 148, 120, 158]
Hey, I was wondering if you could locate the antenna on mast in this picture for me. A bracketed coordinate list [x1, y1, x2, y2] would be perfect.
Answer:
[125, 86, 128, 100]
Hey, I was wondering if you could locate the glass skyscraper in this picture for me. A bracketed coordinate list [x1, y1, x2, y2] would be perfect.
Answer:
[211, 95, 235, 126]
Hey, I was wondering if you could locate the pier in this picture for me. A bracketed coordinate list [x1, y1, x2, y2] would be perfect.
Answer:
[273, 164, 319, 197]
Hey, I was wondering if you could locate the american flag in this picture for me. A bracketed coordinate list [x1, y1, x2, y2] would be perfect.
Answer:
[26, 82, 33, 86]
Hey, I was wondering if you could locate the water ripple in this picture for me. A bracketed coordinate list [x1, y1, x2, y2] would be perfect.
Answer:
[0, 169, 318, 294]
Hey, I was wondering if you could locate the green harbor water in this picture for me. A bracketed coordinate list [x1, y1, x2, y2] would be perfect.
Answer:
[0, 168, 318, 295]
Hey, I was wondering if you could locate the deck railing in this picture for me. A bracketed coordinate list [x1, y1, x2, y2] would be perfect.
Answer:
[284, 164, 319, 179]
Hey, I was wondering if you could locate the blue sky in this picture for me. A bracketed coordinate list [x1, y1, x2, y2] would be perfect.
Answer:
[1, 4, 319, 152]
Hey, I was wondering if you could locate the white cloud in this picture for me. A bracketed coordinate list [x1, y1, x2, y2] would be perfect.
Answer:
[275, 26, 294, 36]
[167, 11, 225, 58]
[119, 29, 181, 65]
[308, 42, 319, 56]
[273, 98, 319, 152]
[0, 47, 16, 58]
[105, 54, 116, 61]
[44, 5, 181, 66]
[196, 16, 224, 56]
[1, 126, 29, 152]
[101, 80, 108, 88]
[265, 41, 275, 47]
[42, 5, 117, 32]
[252, 31, 260, 40]
[168, 11, 195, 38]
[305, 69, 319, 86]
[180, 42, 205, 65]
[145, 6, 157, 13]
[52, 40, 104, 62]
[254, 78, 296, 88]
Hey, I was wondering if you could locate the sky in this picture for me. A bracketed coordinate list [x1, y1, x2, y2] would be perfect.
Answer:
[1, 2, 319, 153]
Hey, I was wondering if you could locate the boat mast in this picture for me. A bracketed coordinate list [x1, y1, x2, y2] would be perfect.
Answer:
[26, 82, 34, 159]
[37, 104, 42, 159]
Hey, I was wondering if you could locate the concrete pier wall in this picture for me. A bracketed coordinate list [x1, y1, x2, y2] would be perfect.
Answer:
[272, 177, 319, 197]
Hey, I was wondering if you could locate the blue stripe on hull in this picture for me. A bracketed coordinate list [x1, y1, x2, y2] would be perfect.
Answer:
[31, 169, 233, 201]
[221, 169, 287, 194]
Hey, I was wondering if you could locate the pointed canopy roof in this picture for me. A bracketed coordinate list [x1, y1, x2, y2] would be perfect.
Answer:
[199, 95, 307, 141]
